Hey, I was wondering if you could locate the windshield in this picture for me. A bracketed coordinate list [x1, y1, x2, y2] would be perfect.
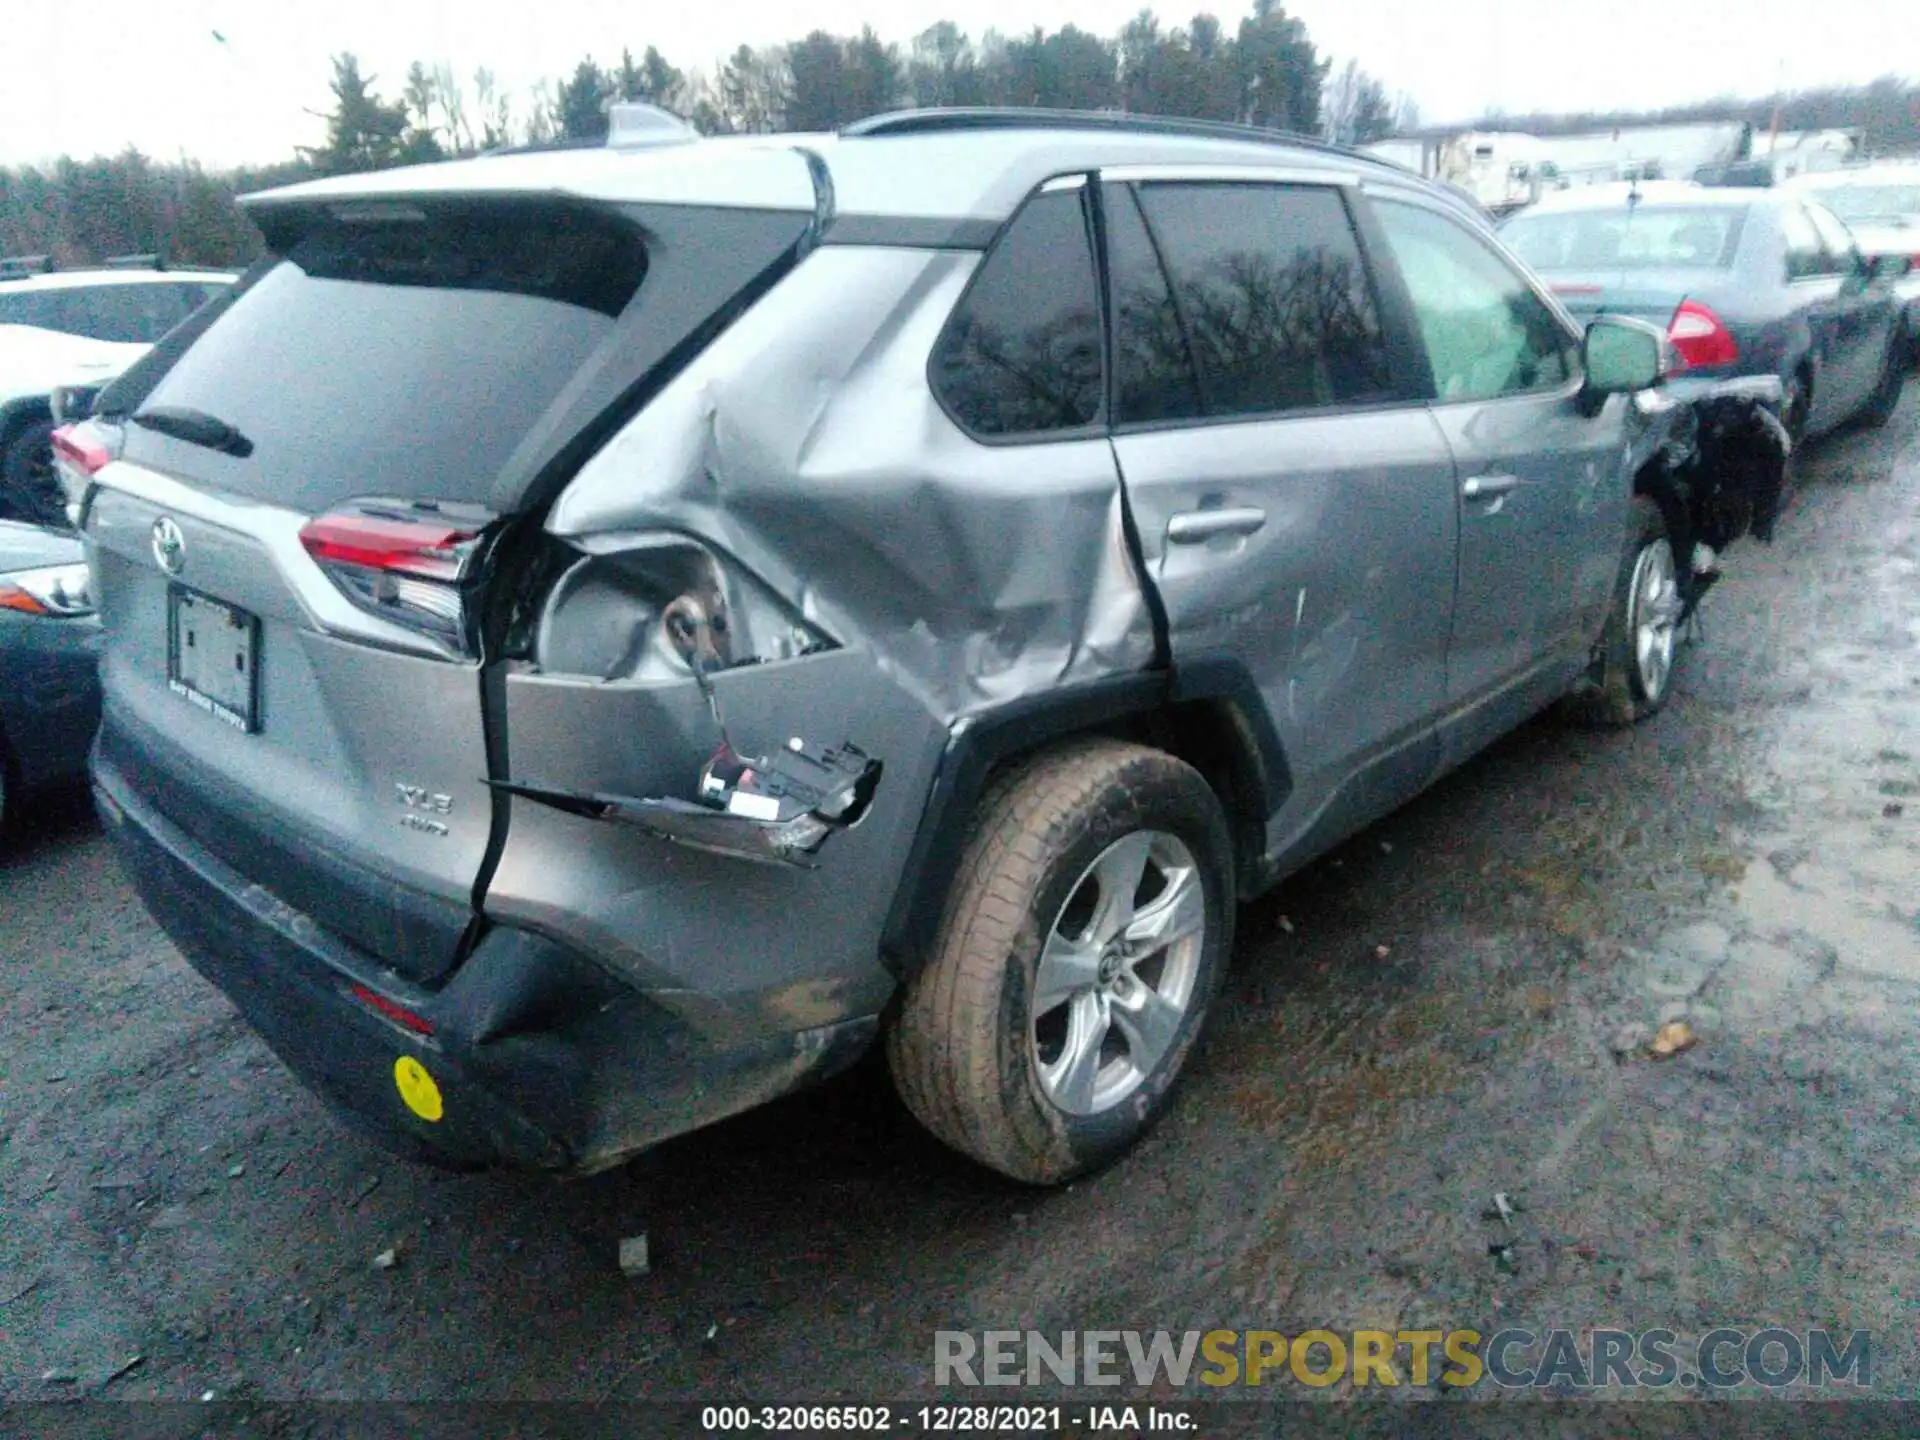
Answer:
[0, 281, 225, 343]
[1500, 205, 1747, 271]
[1809, 183, 1920, 226]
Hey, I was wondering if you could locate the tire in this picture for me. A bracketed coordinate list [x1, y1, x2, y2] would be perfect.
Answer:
[1858, 336, 1907, 429]
[1561, 497, 1684, 727]
[0, 418, 66, 529]
[887, 739, 1234, 1185]
[1782, 368, 1812, 449]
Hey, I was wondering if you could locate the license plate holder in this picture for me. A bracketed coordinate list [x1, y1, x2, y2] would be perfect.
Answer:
[167, 586, 260, 733]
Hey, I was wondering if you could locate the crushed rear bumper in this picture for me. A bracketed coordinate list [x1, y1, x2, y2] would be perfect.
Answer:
[94, 752, 876, 1173]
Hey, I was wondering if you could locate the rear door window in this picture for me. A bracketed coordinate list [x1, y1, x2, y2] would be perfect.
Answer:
[1107, 186, 1201, 425]
[122, 203, 649, 512]
[1805, 203, 1862, 273]
[1129, 181, 1393, 419]
[930, 186, 1104, 437]
[1780, 205, 1831, 280]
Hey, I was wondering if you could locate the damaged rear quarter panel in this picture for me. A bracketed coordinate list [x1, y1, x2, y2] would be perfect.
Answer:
[486, 246, 1154, 1034]
[482, 649, 944, 1040]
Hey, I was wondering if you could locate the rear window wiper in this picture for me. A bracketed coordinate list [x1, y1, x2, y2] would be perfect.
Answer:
[131, 405, 254, 458]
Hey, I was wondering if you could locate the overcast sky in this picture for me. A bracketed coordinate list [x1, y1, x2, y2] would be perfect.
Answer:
[2, 0, 1913, 167]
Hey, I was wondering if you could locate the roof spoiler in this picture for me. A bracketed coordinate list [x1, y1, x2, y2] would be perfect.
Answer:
[104, 252, 165, 270]
[0, 254, 53, 279]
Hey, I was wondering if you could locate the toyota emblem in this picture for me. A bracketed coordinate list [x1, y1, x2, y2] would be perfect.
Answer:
[151, 517, 186, 576]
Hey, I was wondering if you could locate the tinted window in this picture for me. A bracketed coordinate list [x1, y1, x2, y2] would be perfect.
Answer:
[0, 291, 62, 332]
[1108, 187, 1201, 424]
[1804, 203, 1861, 272]
[1375, 199, 1578, 403]
[1500, 205, 1746, 270]
[931, 188, 1103, 436]
[127, 204, 648, 510]
[0, 282, 220, 342]
[1779, 205, 1829, 280]
[1133, 183, 1392, 418]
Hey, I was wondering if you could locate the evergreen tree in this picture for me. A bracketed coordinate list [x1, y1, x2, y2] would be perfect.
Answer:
[303, 54, 410, 175]
[555, 58, 613, 140]
[785, 32, 849, 131]
[1237, 0, 1325, 134]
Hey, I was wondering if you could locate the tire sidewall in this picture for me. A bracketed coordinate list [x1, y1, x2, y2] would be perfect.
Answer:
[1622, 501, 1674, 713]
[992, 757, 1234, 1177]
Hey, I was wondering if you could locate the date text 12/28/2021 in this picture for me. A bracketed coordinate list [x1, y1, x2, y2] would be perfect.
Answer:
[700, 1405, 1195, 1432]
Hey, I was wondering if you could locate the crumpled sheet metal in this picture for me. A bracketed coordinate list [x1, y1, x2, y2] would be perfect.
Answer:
[548, 246, 1156, 725]
[1628, 373, 1791, 543]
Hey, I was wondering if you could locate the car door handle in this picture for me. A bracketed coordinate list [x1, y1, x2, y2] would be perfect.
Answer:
[1166, 507, 1267, 544]
[1461, 473, 1521, 500]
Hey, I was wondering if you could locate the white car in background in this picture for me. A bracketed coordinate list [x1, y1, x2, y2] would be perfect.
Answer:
[0, 260, 236, 526]
[1787, 164, 1920, 363]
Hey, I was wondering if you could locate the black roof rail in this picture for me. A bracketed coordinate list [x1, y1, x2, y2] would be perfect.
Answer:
[0, 254, 53, 279]
[103, 252, 164, 270]
[840, 107, 1394, 167]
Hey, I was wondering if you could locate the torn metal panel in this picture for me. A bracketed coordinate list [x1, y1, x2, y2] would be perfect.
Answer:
[481, 645, 944, 1022]
[491, 736, 880, 869]
[1631, 375, 1790, 617]
[544, 246, 1156, 724]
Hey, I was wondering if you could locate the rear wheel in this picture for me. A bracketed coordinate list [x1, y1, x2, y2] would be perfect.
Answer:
[887, 740, 1233, 1185]
[1562, 497, 1684, 727]
[1858, 336, 1907, 429]
[0, 418, 65, 529]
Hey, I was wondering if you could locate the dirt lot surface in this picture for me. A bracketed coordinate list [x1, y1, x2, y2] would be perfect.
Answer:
[4, 394, 1919, 1427]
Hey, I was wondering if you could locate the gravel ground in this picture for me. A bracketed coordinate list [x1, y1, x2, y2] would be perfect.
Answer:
[2, 391, 1918, 1422]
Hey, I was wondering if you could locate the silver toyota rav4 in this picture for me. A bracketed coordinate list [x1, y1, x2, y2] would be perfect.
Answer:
[65, 110, 1780, 1185]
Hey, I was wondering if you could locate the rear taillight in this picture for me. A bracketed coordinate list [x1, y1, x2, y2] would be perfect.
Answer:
[1667, 300, 1740, 370]
[298, 500, 495, 652]
[50, 424, 112, 476]
[49, 422, 118, 529]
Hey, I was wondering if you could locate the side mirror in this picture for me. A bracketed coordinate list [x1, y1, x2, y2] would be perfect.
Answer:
[1583, 315, 1670, 397]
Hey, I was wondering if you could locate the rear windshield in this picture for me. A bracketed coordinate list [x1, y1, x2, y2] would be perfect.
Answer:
[1500, 205, 1747, 271]
[124, 203, 647, 512]
[1810, 183, 1920, 227]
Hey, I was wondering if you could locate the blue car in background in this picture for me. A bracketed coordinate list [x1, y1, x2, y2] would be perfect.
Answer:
[1499, 181, 1911, 443]
[0, 520, 98, 831]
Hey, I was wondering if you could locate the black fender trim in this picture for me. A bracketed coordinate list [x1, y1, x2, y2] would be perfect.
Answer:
[877, 659, 1289, 976]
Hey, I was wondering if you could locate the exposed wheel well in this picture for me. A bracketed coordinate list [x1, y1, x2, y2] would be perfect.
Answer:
[878, 673, 1288, 976]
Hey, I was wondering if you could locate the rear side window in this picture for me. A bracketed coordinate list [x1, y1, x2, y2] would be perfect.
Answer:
[125, 203, 648, 511]
[1131, 182, 1393, 419]
[931, 188, 1103, 437]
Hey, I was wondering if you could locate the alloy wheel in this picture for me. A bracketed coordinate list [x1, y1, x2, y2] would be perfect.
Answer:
[1031, 830, 1207, 1117]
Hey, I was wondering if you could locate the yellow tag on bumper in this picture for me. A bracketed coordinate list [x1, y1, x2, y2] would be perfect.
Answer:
[394, 1055, 444, 1122]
